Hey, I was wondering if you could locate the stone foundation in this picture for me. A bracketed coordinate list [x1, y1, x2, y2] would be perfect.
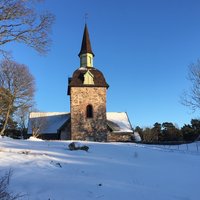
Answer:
[107, 132, 133, 142]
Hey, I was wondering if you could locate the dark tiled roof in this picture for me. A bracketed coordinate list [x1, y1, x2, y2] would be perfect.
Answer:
[78, 24, 94, 57]
[67, 67, 109, 95]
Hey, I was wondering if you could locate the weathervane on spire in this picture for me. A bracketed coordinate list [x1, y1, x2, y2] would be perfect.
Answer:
[84, 13, 88, 24]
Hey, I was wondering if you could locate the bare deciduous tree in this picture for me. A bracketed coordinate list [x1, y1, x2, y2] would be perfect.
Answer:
[0, 87, 11, 118]
[30, 116, 47, 138]
[0, 59, 35, 135]
[182, 60, 200, 111]
[0, 0, 55, 55]
[15, 106, 30, 138]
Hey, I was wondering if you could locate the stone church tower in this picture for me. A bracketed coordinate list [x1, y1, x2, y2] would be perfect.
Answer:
[68, 24, 109, 141]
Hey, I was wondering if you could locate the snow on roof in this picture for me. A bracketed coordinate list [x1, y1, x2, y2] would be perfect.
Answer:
[27, 112, 70, 134]
[107, 112, 133, 133]
[27, 112, 133, 135]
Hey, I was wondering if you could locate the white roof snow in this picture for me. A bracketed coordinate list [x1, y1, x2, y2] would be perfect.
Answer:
[106, 112, 133, 133]
[27, 112, 133, 135]
[27, 112, 70, 134]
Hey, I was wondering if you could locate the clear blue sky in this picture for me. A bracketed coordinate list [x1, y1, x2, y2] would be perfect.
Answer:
[5, 0, 200, 128]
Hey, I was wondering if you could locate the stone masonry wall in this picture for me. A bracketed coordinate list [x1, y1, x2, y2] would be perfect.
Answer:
[107, 132, 133, 142]
[70, 87, 108, 141]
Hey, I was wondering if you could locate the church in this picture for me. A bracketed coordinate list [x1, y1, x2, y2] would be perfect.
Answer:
[27, 24, 133, 142]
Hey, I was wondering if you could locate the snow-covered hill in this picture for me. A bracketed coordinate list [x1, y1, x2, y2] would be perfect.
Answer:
[0, 136, 199, 200]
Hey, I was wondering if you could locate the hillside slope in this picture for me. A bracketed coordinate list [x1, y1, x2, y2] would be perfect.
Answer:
[0, 137, 199, 200]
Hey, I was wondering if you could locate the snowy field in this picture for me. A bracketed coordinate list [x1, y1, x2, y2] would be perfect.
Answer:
[0, 137, 200, 200]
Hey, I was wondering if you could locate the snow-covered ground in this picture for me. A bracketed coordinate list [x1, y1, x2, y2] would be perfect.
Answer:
[0, 136, 199, 200]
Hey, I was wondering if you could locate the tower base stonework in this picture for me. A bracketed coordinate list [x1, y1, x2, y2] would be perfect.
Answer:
[70, 87, 108, 142]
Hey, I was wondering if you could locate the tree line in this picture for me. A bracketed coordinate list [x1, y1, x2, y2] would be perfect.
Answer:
[134, 58, 200, 144]
[134, 119, 200, 144]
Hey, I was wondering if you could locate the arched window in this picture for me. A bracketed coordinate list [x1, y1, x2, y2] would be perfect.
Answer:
[86, 104, 93, 118]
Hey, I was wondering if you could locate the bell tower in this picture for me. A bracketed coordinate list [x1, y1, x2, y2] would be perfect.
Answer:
[68, 24, 109, 141]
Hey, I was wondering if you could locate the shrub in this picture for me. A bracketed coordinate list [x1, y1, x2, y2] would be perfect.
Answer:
[0, 170, 23, 200]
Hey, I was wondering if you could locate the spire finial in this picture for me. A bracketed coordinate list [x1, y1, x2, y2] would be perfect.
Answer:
[84, 13, 88, 24]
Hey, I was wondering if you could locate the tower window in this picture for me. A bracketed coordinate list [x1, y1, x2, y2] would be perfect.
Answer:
[86, 104, 93, 118]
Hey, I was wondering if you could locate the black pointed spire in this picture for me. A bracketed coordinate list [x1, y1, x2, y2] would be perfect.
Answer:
[78, 24, 94, 57]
